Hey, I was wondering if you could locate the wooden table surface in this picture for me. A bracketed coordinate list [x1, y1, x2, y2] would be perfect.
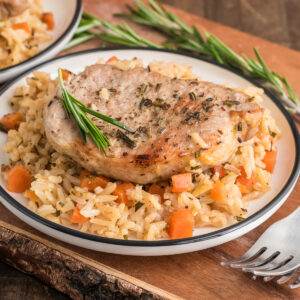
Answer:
[1, 0, 300, 299]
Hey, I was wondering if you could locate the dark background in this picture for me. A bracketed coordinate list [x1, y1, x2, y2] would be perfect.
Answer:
[1, 0, 299, 299]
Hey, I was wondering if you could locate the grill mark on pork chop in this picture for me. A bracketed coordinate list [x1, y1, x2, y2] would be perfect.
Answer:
[44, 64, 263, 184]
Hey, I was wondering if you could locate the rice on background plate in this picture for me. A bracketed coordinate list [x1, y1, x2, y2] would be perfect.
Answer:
[1, 58, 281, 241]
[0, 0, 53, 69]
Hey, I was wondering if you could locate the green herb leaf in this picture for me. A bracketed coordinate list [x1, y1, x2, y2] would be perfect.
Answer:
[234, 216, 245, 222]
[135, 201, 144, 211]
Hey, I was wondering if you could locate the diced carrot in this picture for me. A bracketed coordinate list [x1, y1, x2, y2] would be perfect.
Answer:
[42, 12, 55, 30]
[0, 113, 22, 132]
[112, 182, 134, 205]
[80, 172, 109, 191]
[7, 165, 31, 193]
[71, 206, 88, 223]
[171, 173, 193, 193]
[25, 190, 39, 202]
[168, 208, 194, 239]
[106, 56, 119, 63]
[12, 22, 30, 34]
[213, 166, 226, 179]
[60, 69, 72, 80]
[262, 150, 277, 173]
[148, 183, 165, 201]
[210, 180, 224, 202]
[236, 167, 257, 193]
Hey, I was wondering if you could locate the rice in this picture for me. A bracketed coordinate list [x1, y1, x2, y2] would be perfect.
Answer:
[0, 0, 52, 69]
[1, 58, 280, 241]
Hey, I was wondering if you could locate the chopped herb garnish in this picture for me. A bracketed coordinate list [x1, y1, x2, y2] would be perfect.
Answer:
[86, 174, 96, 178]
[234, 216, 245, 222]
[139, 98, 152, 110]
[137, 126, 148, 135]
[194, 150, 201, 158]
[140, 83, 148, 94]
[191, 165, 200, 170]
[241, 208, 248, 212]
[13, 95, 23, 98]
[189, 92, 196, 101]
[123, 235, 128, 240]
[157, 127, 166, 134]
[270, 131, 277, 138]
[135, 201, 144, 212]
[237, 122, 242, 131]
[31, 77, 39, 81]
[192, 173, 199, 183]
[108, 88, 117, 93]
[56, 209, 61, 217]
[223, 100, 240, 106]
[168, 178, 172, 186]
[193, 112, 200, 119]
[237, 137, 242, 143]
[152, 101, 170, 110]
[117, 129, 136, 148]
[33, 145, 39, 154]
[155, 83, 162, 92]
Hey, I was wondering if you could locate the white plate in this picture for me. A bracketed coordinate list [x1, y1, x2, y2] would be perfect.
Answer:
[0, 48, 299, 256]
[0, 0, 82, 82]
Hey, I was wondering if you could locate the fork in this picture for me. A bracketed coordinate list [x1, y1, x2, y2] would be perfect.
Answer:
[221, 207, 300, 288]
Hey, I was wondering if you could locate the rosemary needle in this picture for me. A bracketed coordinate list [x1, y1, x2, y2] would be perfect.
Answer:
[58, 68, 133, 155]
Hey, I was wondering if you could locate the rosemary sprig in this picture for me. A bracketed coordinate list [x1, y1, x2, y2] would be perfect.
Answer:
[63, 11, 162, 51]
[58, 68, 132, 155]
[64, 1, 300, 118]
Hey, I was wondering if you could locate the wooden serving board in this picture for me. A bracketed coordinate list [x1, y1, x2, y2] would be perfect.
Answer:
[1, 0, 300, 299]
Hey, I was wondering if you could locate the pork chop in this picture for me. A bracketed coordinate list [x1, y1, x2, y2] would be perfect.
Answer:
[44, 64, 263, 184]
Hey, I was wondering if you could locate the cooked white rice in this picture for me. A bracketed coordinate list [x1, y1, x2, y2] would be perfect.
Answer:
[1, 58, 281, 240]
[0, 0, 52, 69]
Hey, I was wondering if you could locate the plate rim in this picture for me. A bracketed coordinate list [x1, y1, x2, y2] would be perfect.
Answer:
[0, 0, 82, 74]
[0, 47, 299, 247]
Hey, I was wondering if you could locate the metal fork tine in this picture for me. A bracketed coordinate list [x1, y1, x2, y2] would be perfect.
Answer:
[263, 276, 275, 282]
[241, 251, 280, 271]
[277, 268, 298, 285]
[253, 260, 300, 277]
[243, 253, 293, 272]
[221, 207, 300, 288]
[289, 275, 300, 289]
[221, 247, 266, 267]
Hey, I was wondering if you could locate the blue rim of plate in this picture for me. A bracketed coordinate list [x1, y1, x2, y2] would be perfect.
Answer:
[0, 47, 299, 247]
[0, 0, 82, 73]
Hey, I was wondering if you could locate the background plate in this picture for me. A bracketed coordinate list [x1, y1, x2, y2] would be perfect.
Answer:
[0, 0, 82, 82]
[0, 48, 299, 255]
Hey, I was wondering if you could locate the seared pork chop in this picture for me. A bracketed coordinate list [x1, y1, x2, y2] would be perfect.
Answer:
[44, 64, 263, 184]
[0, 0, 29, 20]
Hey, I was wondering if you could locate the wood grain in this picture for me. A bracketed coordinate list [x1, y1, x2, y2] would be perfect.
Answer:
[161, 0, 300, 51]
[1, 0, 300, 299]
